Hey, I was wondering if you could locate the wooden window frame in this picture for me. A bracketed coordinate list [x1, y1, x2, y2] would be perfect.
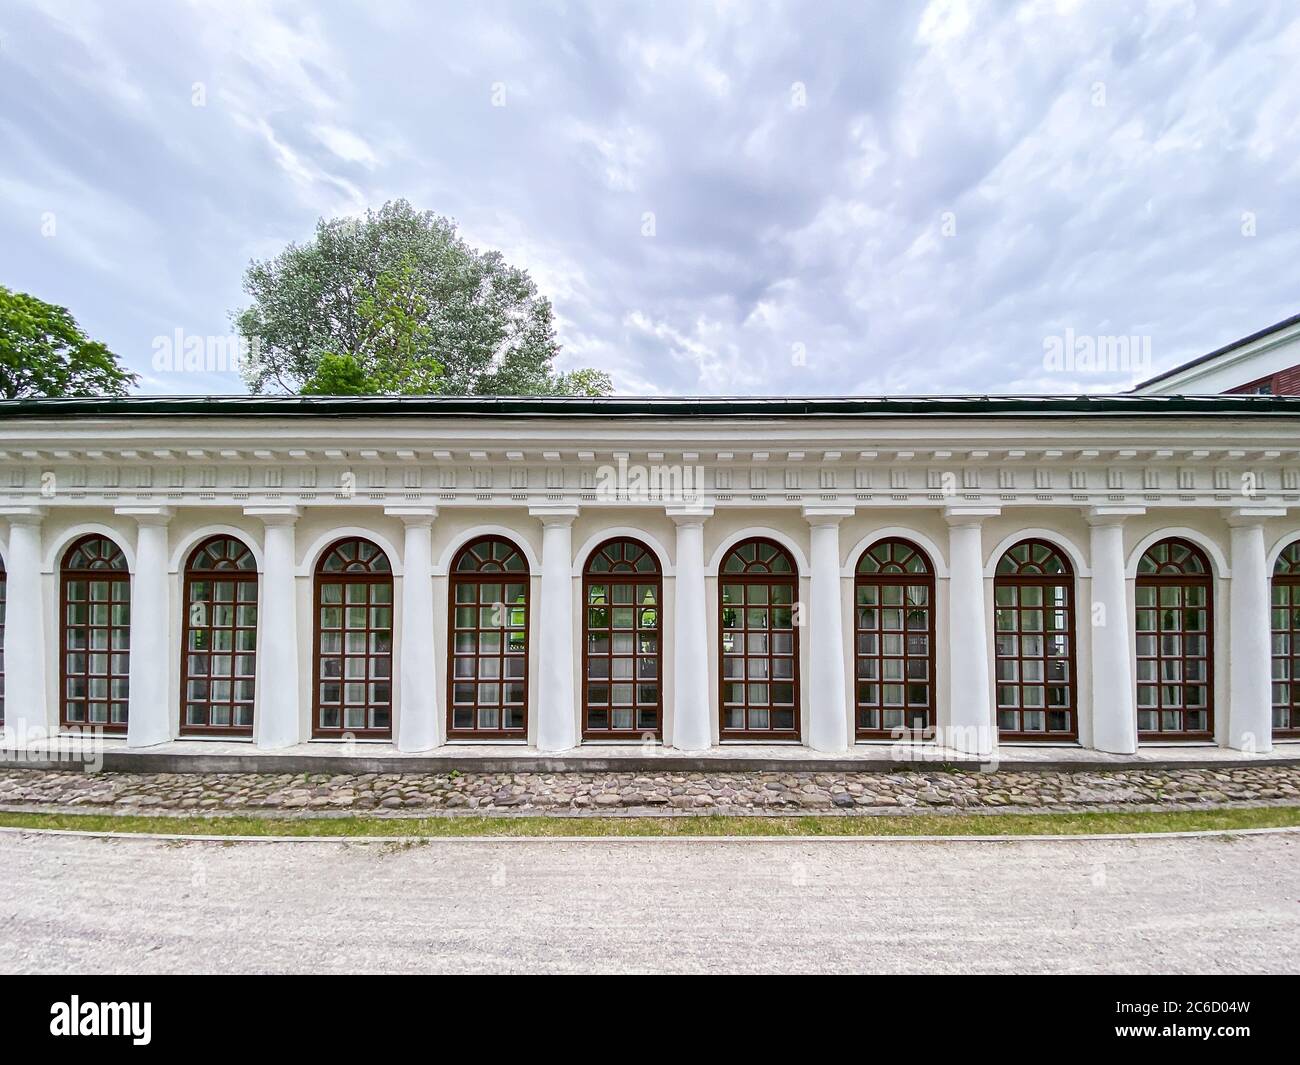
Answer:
[582, 537, 663, 740]
[60, 534, 131, 733]
[446, 536, 530, 740]
[180, 535, 258, 737]
[1271, 540, 1300, 738]
[1135, 537, 1214, 739]
[718, 537, 801, 741]
[312, 537, 394, 739]
[854, 538, 936, 739]
[993, 539, 1079, 740]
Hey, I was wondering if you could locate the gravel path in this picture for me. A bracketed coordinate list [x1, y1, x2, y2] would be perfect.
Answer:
[2, 831, 1296, 973]
[0, 764, 1297, 816]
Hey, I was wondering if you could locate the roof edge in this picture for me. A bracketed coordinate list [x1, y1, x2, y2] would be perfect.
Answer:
[3, 394, 1300, 419]
[1130, 311, 1300, 391]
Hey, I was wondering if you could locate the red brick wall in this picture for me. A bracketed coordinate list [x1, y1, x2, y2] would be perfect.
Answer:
[1225, 363, 1300, 395]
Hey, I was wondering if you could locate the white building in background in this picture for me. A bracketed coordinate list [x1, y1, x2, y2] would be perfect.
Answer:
[1, 393, 1298, 758]
[1132, 311, 1300, 396]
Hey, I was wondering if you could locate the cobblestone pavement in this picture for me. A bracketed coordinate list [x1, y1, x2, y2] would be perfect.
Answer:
[0, 763, 1297, 816]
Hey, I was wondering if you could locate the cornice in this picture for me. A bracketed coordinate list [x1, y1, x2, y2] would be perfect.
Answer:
[1, 431, 1297, 512]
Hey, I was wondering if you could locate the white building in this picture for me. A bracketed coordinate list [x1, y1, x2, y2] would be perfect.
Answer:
[1, 393, 1298, 758]
[1132, 311, 1300, 396]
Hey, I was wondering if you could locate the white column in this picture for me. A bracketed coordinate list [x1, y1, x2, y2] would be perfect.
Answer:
[667, 505, 713, 750]
[532, 506, 578, 752]
[944, 508, 998, 756]
[804, 507, 853, 752]
[1227, 509, 1282, 752]
[388, 507, 439, 752]
[119, 507, 173, 748]
[1087, 508, 1141, 754]
[247, 507, 301, 750]
[1, 508, 48, 743]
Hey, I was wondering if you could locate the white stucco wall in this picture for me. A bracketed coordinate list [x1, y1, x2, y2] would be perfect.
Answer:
[1, 405, 1296, 754]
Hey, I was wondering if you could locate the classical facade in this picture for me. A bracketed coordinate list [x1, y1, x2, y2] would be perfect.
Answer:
[1, 394, 1299, 757]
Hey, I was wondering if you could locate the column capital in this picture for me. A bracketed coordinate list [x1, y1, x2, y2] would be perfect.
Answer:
[1085, 505, 1145, 527]
[943, 506, 999, 526]
[0, 506, 47, 525]
[529, 504, 579, 527]
[115, 505, 173, 526]
[244, 505, 301, 527]
[802, 506, 853, 526]
[1224, 506, 1287, 528]
[384, 505, 438, 527]
[666, 503, 714, 524]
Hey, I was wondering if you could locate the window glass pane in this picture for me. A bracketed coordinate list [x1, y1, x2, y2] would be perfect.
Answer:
[1137, 573, 1214, 735]
[994, 577, 1075, 737]
[449, 568, 529, 736]
[313, 573, 393, 735]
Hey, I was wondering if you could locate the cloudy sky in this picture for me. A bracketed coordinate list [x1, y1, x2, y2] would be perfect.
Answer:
[2, 0, 1298, 397]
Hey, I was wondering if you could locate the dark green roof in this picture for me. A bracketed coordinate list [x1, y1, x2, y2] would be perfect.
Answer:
[1, 394, 1300, 419]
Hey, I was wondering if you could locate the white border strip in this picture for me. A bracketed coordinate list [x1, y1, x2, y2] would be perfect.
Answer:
[2, 825, 1296, 844]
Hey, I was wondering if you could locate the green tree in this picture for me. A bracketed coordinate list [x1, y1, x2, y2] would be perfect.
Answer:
[234, 199, 611, 396]
[0, 286, 136, 399]
[549, 368, 614, 396]
[300, 353, 378, 395]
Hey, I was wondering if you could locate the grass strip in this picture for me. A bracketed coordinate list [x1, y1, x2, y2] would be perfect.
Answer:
[0, 805, 1297, 838]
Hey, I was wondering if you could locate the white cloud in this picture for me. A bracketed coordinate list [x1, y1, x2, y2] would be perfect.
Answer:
[310, 124, 380, 169]
[3, 0, 1299, 397]
[916, 0, 973, 46]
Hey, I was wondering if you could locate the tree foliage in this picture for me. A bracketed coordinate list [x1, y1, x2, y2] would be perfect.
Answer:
[549, 367, 614, 396]
[235, 200, 610, 396]
[0, 286, 136, 399]
[300, 352, 378, 395]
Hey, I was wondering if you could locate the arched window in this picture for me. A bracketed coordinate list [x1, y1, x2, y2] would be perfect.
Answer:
[448, 536, 529, 739]
[854, 539, 935, 738]
[313, 537, 392, 738]
[61, 534, 130, 731]
[583, 538, 662, 739]
[1271, 540, 1300, 737]
[719, 538, 799, 739]
[1135, 537, 1213, 737]
[182, 536, 258, 736]
[994, 539, 1077, 739]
